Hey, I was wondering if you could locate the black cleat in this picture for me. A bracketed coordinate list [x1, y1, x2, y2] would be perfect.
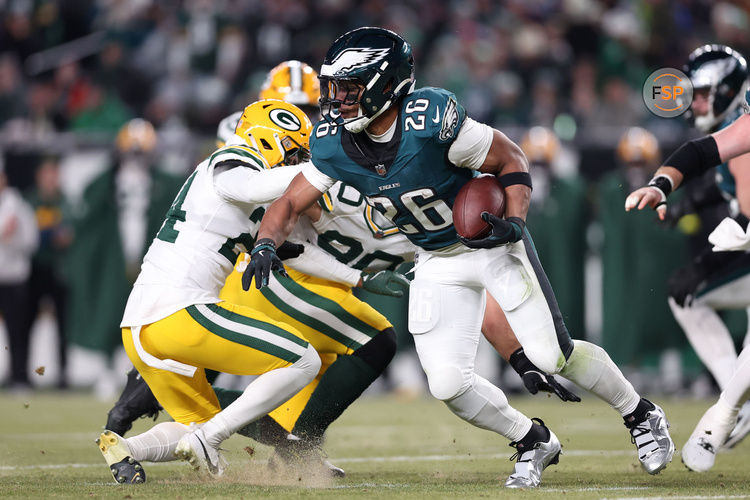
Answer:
[271, 435, 345, 477]
[105, 368, 162, 436]
[96, 430, 146, 484]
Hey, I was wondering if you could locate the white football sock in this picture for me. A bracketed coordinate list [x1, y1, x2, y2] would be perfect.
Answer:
[669, 298, 737, 389]
[445, 374, 532, 442]
[201, 344, 320, 449]
[126, 422, 191, 462]
[560, 340, 640, 416]
[720, 345, 750, 410]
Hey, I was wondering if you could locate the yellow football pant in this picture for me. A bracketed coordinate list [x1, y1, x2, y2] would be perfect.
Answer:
[220, 263, 392, 431]
[123, 302, 309, 425]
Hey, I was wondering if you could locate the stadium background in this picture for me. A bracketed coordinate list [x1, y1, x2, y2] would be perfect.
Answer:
[0, 0, 749, 397]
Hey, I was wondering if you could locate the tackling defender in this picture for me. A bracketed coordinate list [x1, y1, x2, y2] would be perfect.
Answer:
[249, 27, 675, 488]
[96, 99, 321, 483]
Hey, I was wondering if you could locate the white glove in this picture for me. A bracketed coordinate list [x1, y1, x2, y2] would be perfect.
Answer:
[708, 217, 750, 252]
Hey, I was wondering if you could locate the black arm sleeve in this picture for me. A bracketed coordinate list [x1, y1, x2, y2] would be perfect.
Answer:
[663, 136, 722, 184]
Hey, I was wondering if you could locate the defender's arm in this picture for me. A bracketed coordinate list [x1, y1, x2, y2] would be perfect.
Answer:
[625, 114, 750, 219]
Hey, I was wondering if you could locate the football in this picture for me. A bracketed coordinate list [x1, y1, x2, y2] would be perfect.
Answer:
[452, 175, 506, 240]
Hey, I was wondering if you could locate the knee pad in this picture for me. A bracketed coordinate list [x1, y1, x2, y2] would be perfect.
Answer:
[353, 327, 397, 374]
[293, 344, 322, 379]
[523, 343, 566, 375]
[426, 364, 470, 401]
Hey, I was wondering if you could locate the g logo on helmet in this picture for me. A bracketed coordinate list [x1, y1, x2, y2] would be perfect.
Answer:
[269, 109, 301, 131]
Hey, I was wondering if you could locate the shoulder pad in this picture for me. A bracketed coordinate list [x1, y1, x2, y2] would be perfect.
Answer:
[311, 121, 343, 162]
[208, 144, 268, 171]
[403, 87, 466, 144]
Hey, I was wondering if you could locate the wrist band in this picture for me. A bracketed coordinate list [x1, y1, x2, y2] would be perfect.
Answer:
[647, 175, 673, 202]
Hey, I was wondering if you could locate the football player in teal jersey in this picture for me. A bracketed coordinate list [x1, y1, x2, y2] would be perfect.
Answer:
[250, 27, 675, 488]
[663, 45, 750, 450]
[627, 51, 750, 475]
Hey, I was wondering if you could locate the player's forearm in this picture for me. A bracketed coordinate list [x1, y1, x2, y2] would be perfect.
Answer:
[504, 184, 531, 221]
[257, 197, 299, 246]
[284, 243, 361, 287]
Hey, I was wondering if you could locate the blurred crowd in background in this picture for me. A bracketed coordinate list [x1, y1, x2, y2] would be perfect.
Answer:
[0, 0, 748, 397]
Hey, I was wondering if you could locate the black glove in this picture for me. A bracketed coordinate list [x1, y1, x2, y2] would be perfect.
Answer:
[276, 241, 305, 260]
[242, 238, 287, 291]
[458, 214, 525, 249]
[667, 246, 747, 307]
[508, 348, 581, 402]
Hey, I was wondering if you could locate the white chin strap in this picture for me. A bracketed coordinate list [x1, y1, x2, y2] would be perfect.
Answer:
[344, 100, 394, 133]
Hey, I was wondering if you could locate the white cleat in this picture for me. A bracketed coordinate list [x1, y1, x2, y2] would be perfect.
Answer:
[682, 402, 737, 472]
[174, 427, 227, 477]
[627, 400, 675, 475]
[504, 419, 561, 489]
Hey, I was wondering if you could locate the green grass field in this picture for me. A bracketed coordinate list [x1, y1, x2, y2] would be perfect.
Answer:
[1, 392, 749, 499]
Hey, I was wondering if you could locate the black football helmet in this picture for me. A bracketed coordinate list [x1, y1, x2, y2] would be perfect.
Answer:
[319, 27, 415, 132]
[683, 44, 748, 132]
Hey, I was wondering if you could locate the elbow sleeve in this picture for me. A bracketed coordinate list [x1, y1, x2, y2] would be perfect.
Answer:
[664, 136, 722, 182]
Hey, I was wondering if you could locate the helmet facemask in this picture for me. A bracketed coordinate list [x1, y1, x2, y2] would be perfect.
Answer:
[247, 131, 311, 168]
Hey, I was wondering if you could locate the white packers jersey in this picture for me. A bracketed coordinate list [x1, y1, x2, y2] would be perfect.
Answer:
[300, 181, 416, 272]
[121, 139, 302, 327]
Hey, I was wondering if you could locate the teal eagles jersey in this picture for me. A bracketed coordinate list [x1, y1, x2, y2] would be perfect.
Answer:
[310, 87, 470, 251]
[715, 106, 744, 199]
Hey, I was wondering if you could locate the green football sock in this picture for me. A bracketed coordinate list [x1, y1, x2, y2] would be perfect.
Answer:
[291, 354, 378, 445]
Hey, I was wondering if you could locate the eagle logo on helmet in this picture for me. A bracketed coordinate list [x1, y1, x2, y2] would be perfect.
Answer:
[324, 47, 391, 75]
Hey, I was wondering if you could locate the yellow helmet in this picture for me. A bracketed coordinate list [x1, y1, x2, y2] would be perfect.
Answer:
[115, 118, 157, 154]
[259, 60, 320, 107]
[520, 127, 560, 165]
[235, 99, 313, 168]
[616, 127, 660, 165]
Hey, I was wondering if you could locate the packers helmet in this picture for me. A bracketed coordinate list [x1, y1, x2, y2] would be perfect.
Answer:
[520, 127, 560, 165]
[616, 127, 660, 165]
[235, 99, 313, 168]
[260, 60, 320, 107]
[115, 118, 157, 154]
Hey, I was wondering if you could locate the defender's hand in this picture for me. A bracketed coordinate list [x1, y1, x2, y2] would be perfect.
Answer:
[458, 214, 525, 249]
[625, 187, 667, 220]
[276, 241, 305, 261]
[521, 371, 582, 402]
[360, 270, 410, 297]
[242, 239, 287, 290]
[509, 347, 581, 403]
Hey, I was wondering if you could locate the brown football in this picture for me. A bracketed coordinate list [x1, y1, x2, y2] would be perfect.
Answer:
[452, 175, 506, 240]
